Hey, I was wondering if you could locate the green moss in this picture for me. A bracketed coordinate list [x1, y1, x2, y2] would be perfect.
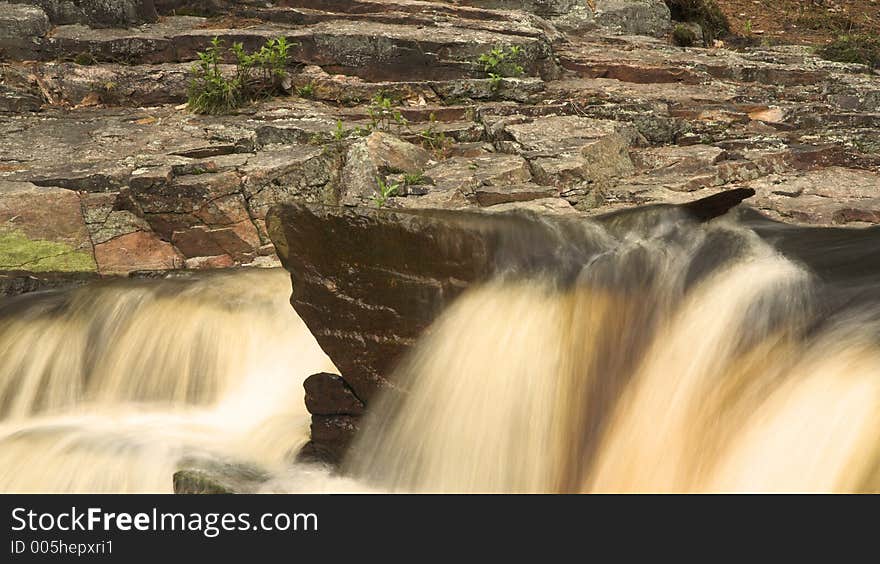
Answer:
[74, 51, 97, 66]
[0, 229, 96, 272]
[819, 34, 880, 69]
[673, 24, 698, 47]
[664, 0, 730, 43]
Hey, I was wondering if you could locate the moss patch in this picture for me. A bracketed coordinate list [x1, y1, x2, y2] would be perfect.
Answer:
[0, 229, 96, 272]
[664, 0, 730, 43]
[673, 24, 698, 47]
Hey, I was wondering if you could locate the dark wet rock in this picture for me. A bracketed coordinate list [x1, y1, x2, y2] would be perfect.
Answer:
[297, 415, 360, 465]
[681, 187, 755, 222]
[267, 203, 499, 403]
[0, 271, 98, 297]
[304, 372, 365, 416]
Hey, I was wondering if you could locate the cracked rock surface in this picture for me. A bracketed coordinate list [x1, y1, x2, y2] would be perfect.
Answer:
[0, 0, 878, 278]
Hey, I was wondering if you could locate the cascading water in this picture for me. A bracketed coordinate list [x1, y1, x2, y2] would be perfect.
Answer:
[345, 208, 880, 493]
[0, 269, 339, 493]
[2, 207, 880, 493]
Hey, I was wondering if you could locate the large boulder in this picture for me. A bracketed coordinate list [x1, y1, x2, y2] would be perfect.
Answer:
[489, 115, 638, 209]
[549, 0, 672, 36]
[593, 0, 672, 37]
[0, 3, 50, 59]
[267, 203, 501, 404]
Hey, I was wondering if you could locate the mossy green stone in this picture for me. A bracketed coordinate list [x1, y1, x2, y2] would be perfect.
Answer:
[0, 229, 96, 272]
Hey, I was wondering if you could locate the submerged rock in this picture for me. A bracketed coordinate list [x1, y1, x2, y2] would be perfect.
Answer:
[173, 458, 270, 494]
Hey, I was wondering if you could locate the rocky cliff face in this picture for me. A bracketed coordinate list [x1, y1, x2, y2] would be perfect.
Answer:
[1, 0, 878, 279]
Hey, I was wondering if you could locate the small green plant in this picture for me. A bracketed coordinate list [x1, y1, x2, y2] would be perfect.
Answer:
[367, 93, 408, 132]
[373, 177, 400, 208]
[743, 19, 752, 36]
[478, 46, 525, 90]
[417, 113, 452, 155]
[74, 51, 97, 66]
[187, 36, 293, 115]
[672, 24, 698, 47]
[297, 82, 315, 99]
[819, 33, 880, 69]
[187, 37, 241, 115]
[403, 172, 426, 186]
[332, 119, 348, 140]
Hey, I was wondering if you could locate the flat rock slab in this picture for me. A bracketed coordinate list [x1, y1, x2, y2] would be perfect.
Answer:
[424, 153, 533, 194]
[750, 167, 880, 226]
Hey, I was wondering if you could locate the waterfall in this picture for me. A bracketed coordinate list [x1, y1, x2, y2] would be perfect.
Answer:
[0, 269, 335, 493]
[346, 211, 880, 492]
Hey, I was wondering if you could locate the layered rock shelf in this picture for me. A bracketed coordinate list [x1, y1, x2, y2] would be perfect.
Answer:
[1, 0, 878, 462]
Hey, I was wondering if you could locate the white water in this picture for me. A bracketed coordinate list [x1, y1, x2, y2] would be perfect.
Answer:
[346, 217, 880, 493]
[0, 269, 338, 493]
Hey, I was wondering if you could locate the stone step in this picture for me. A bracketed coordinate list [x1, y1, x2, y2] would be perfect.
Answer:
[556, 37, 869, 90]
[39, 16, 559, 82]
[238, 4, 562, 43]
